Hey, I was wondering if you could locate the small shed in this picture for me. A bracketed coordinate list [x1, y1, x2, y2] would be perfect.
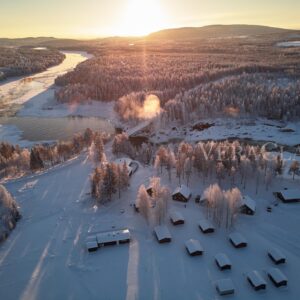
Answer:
[86, 236, 98, 252]
[277, 189, 300, 203]
[172, 185, 191, 202]
[198, 219, 215, 233]
[185, 239, 203, 256]
[267, 268, 288, 287]
[170, 211, 185, 225]
[154, 225, 172, 243]
[216, 278, 235, 295]
[215, 253, 231, 270]
[96, 229, 130, 246]
[268, 248, 286, 264]
[247, 271, 267, 291]
[240, 196, 256, 215]
[229, 232, 247, 248]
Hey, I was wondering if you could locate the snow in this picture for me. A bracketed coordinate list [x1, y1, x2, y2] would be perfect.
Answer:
[278, 189, 300, 202]
[154, 225, 172, 242]
[215, 278, 235, 295]
[185, 239, 203, 255]
[277, 41, 300, 47]
[1, 150, 300, 299]
[154, 117, 300, 146]
[170, 211, 185, 224]
[215, 253, 231, 268]
[247, 270, 266, 288]
[241, 195, 256, 212]
[229, 232, 247, 247]
[172, 184, 191, 200]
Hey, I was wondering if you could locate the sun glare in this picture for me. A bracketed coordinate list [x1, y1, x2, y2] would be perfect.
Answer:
[117, 0, 166, 36]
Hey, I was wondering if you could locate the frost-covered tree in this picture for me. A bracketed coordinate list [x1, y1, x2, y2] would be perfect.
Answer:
[0, 185, 21, 242]
[136, 185, 150, 222]
[289, 160, 300, 180]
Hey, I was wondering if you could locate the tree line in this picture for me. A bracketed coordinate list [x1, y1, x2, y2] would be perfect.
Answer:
[0, 128, 110, 180]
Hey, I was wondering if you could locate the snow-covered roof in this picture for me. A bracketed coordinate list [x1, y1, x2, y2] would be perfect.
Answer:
[229, 232, 247, 246]
[247, 271, 267, 288]
[241, 195, 256, 212]
[216, 278, 234, 295]
[96, 229, 130, 244]
[198, 219, 215, 232]
[114, 157, 132, 166]
[267, 268, 288, 284]
[185, 239, 203, 254]
[279, 189, 300, 201]
[154, 225, 172, 241]
[215, 253, 231, 268]
[268, 248, 286, 262]
[170, 211, 185, 223]
[172, 184, 191, 199]
[86, 240, 98, 250]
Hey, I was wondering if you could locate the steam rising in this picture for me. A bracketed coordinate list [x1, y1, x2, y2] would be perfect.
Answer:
[115, 93, 162, 122]
[138, 94, 161, 119]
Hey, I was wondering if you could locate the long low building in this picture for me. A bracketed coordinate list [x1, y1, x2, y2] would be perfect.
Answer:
[277, 189, 300, 203]
[96, 229, 131, 246]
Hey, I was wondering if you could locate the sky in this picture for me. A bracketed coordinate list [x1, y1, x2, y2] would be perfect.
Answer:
[0, 0, 299, 38]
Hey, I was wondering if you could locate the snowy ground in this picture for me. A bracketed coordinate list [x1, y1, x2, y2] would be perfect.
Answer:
[153, 117, 300, 147]
[1, 150, 300, 300]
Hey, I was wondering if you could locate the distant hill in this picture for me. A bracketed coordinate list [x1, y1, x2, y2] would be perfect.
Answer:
[147, 24, 296, 40]
[0, 37, 57, 46]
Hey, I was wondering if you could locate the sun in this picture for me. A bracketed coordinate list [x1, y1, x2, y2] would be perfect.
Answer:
[117, 0, 166, 36]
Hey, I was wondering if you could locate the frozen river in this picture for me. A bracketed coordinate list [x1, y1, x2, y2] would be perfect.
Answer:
[0, 51, 114, 145]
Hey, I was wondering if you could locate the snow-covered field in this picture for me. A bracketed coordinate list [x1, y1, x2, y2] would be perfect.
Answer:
[153, 118, 300, 147]
[1, 150, 300, 300]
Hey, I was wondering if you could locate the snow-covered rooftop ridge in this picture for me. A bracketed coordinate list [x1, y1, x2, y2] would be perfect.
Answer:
[96, 228, 130, 244]
[241, 195, 256, 212]
[215, 253, 231, 267]
[170, 211, 184, 223]
[268, 268, 288, 283]
[279, 188, 300, 201]
[172, 184, 191, 199]
[216, 278, 234, 295]
[247, 271, 267, 287]
[154, 225, 172, 241]
[229, 232, 247, 245]
[198, 219, 215, 231]
[268, 248, 286, 262]
[185, 239, 203, 254]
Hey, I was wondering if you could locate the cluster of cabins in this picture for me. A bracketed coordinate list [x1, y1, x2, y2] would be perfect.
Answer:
[153, 214, 288, 296]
